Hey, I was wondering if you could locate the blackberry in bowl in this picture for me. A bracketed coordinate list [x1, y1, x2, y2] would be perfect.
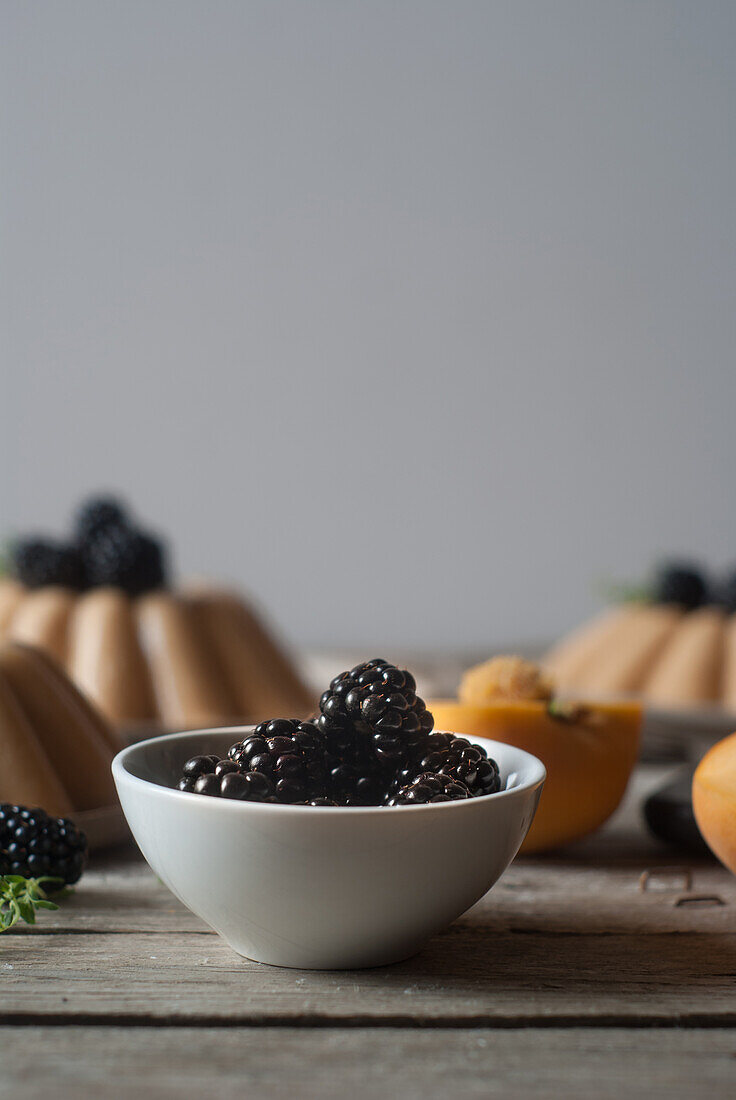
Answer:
[387, 773, 472, 805]
[113, 724, 545, 969]
[318, 658, 434, 767]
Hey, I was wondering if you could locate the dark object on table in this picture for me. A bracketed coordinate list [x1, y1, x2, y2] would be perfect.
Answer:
[643, 770, 711, 855]
[0, 803, 88, 883]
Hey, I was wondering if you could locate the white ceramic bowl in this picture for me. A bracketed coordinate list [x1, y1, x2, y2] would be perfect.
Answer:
[112, 727, 545, 969]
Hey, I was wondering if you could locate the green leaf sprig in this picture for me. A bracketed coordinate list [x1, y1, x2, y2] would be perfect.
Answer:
[596, 579, 653, 605]
[0, 875, 68, 932]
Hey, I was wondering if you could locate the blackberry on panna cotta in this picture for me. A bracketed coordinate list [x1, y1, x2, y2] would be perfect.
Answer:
[0, 804, 88, 884]
[652, 561, 708, 610]
[83, 525, 167, 595]
[74, 496, 130, 546]
[318, 658, 434, 766]
[11, 538, 86, 590]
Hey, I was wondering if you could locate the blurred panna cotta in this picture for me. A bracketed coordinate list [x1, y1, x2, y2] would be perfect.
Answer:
[543, 560, 736, 712]
[0, 640, 118, 816]
[1, 496, 314, 731]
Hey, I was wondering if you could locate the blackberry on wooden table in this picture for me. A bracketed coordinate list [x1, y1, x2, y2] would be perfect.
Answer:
[0, 804, 88, 884]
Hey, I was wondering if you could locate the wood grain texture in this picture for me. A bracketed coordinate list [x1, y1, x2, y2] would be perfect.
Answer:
[4, 925, 736, 1025]
[2, 1028, 736, 1100]
[2, 764, 735, 1098]
[9, 851, 735, 937]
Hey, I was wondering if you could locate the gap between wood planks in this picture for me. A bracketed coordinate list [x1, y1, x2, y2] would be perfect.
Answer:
[3, 1012, 736, 1030]
[7, 926, 736, 937]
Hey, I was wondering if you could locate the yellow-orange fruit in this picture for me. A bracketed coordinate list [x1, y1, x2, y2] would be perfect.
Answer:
[692, 731, 736, 875]
[460, 656, 553, 704]
[429, 699, 641, 853]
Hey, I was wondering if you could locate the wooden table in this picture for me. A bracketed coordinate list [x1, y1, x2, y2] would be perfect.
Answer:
[2, 765, 735, 1099]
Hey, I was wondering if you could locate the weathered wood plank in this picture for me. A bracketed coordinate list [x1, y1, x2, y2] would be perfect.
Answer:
[3, 928, 736, 1024]
[22, 844, 735, 937]
[2, 1027, 736, 1100]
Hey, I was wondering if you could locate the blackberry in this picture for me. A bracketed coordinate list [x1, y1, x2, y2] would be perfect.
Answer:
[653, 562, 708, 610]
[387, 773, 472, 805]
[74, 496, 130, 546]
[178, 758, 275, 801]
[177, 753, 276, 801]
[717, 568, 736, 614]
[393, 733, 501, 799]
[83, 525, 167, 595]
[12, 538, 85, 590]
[0, 804, 87, 884]
[325, 737, 388, 805]
[318, 658, 434, 766]
[228, 719, 328, 803]
[173, 663, 503, 809]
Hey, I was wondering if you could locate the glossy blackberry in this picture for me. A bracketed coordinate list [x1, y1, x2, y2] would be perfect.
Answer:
[387, 773, 472, 805]
[83, 525, 167, 595]
[228, 719, 328, 803]
[12, 538, 85, 590]
[0, 804, 87, 884]
[653, 562, 708, 610]
[74, 496, 130, 546]
[324, 737, 388, 805]
[178, 755, 276, 801]
[393, 733, 501, 799]
[318, 658, 434, 766]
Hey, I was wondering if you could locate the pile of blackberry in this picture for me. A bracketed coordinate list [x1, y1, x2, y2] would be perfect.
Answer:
[0, 804, 88, 884]
[10, 495, 167, 596]
[653, 562, 709, 611]
[651, 559, 736, 613]
[175, 659, 502, 807]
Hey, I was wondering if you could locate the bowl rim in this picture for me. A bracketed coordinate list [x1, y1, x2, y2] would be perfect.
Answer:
[112, 725, 546, 816]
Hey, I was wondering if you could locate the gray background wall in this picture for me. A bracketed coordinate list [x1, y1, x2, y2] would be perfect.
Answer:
[2, 1, 735, 650]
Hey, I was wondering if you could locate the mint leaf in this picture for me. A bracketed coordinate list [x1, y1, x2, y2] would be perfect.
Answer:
[0, 875, 73, 933]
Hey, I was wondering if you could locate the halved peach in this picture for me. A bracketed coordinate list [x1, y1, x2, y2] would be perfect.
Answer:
[692, 731, 736, 875]
[429, 699, 642, 853]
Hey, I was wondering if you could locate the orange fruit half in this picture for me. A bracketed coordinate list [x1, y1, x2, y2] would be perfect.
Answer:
[429, 698, 642, 853]
[692, 731, 736, 875]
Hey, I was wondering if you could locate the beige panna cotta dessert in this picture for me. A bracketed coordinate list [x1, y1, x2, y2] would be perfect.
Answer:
[1, 497, 315, 731]
[0, 640, 118, 816]
[545, 561, 736, 710]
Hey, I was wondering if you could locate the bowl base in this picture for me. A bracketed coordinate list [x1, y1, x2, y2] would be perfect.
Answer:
[225, 939, 425, 971]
